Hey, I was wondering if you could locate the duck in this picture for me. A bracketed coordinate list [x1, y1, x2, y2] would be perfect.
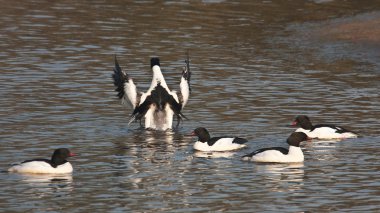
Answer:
[191, 127, 248, 151]
[112, 54, 191, 131]
[241, 132, 308, 163]
[291, 115, 358, 139]
[8, 148, 75, 174]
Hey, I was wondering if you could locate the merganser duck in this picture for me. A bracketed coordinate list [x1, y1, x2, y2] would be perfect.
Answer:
[8, 148, 75, 174]
[241, 132, 308, 163]
[291, 115, 358, 139]
[113, 54, 191, 131]
[191, 127, 248, 151]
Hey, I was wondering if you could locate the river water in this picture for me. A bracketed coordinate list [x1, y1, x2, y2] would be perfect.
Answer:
[1, 0, 380, 212]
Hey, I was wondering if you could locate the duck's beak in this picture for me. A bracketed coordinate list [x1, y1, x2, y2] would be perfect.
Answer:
[291, 121, 297, 127]
[69, 152, 76, 157]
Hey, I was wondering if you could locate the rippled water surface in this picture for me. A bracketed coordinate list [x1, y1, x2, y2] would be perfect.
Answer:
[1, 0, 380, 212]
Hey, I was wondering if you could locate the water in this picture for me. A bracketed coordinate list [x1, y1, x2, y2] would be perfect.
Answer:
[1, 1, 380, 212]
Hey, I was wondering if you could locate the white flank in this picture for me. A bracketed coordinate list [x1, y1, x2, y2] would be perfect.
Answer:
[144, 105, 156, 129]
[193, 138, 246, 152]
[295, 127, 358, 139]
[8, 161, 73, 174]
[164, 104, 174, 130]
[144, 104, 174, 131]
[244, 146, 304, 163]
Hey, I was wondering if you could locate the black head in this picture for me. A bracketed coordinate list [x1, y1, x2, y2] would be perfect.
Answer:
[286, 132, 309, 147]
[150, 57, 160, 68]
[191, 127, 211, 142]
[51, 148, 75, 166]
[292, 115, 313, 129]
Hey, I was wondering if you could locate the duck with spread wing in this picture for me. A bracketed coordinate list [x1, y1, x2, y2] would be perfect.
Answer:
[112, 54, 191, 131]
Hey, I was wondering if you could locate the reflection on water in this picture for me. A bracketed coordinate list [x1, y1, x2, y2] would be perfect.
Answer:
[0, 0, 380, 212]
[16, 173, 73, 184]
[254, 163, 305, 192]
[3, 173, 74, 211]
[193, 151, 237, 159]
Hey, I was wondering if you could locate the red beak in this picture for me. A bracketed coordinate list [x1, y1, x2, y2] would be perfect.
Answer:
[69, 152, 76, 157]
[190, 131, 196, 136]
[291, 121, 297, 127]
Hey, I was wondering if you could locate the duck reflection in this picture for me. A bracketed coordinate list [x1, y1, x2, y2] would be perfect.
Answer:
[17, 173, 73, 184]
[193, 151, 236, 159]
[254, 162, 305, 192]
[110, 129, 189, 191]
[145, 129, 175, 148]
[9, 173, 74, 196]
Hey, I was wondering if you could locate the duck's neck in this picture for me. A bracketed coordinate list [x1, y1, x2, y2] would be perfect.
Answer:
[150, 66, 168, 90]
[199, 132, 211, 142]
[51, 156, 67, 167]
[300, 119, 313, 130]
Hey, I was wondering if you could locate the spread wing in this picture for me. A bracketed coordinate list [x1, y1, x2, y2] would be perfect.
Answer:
[178, 52, 191, 109]
[112, 56, 139, 109]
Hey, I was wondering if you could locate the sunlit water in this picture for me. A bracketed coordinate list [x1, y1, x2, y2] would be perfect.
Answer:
[1, 1, 379, 212]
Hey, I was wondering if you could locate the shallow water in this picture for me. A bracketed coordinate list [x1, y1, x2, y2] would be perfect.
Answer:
[1, 0, 380, 212]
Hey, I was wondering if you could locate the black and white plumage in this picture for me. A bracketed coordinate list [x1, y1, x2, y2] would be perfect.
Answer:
[8, 148, 75, 174]
[191, 127, 248, 151]
[291, 115, 358, 139]
[241, 132, 309, 163]
[112, 55, 191, 131]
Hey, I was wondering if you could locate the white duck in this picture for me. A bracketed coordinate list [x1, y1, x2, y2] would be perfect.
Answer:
[291, 115, 358, 139]
[241, 132, 309, 163]
[8, 148, 75, 174]
[191, 127, 248, 152]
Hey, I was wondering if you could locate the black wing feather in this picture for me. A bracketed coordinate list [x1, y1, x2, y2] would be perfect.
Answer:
[112, 56, 129, 100]
[242, 147, 289, 158]
[232, 137, 248, 144]
[183, 52, 191, 93]
[207, 136, 247, 146]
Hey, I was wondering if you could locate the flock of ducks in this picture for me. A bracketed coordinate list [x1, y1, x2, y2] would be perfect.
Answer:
[7, 56, 358, 174]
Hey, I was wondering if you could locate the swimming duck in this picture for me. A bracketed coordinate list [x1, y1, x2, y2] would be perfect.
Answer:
[8, 148, 75, 174]
[191, 127, 248, 151]
[241, 132, 308, 163]
[291, 115, 358, 139]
